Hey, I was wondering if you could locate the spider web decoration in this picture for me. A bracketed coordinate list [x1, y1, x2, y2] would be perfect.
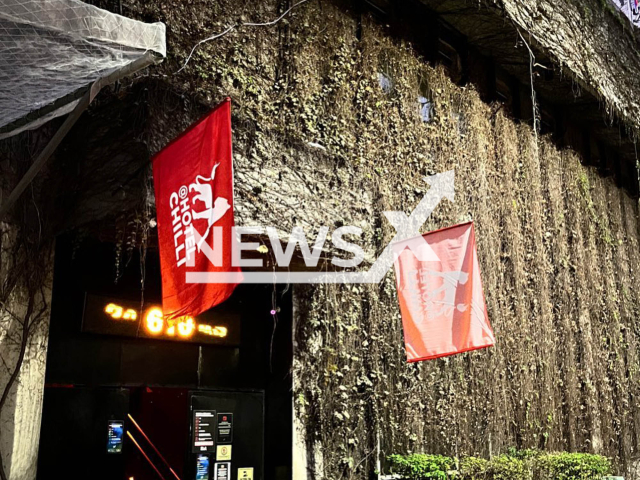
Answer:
[0, 0, 165, 139]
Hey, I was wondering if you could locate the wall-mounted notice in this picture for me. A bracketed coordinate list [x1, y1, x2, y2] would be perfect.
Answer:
[107, 420, 124, 453]
[196, 454, 210, 480]
[214, 462, 231, 480]
[216, 413, 233, 444]
[193, 410, 216, 453]
[238, 467, 254, 480]
[216, 444, 232, 461]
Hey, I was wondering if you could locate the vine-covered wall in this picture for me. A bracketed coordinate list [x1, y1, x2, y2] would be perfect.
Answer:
[90, 0, 640, 478]
[1, 133, 55, 480]
[498, 0, 640, 129]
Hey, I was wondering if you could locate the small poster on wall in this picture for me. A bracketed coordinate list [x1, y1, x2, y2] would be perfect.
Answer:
[214, 462, 231, 480]
[196, 454, 210, 480]
[107, 420, 124, 453]
[216, 413, 233, 444]
[216, 444, 232, 461]
[193, 410, 216, 453]
[238, 467, 254, 480]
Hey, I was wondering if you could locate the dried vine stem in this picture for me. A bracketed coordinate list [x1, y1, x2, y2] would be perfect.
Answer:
[176, 0, 314, 74]
[517, 29, 541, 138]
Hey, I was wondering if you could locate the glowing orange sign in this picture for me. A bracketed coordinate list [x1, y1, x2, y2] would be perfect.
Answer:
[140, 306, 227, 339]
[105, 303, 137, 321]
[104, 302, 229, 340]
[197, 324, 228, 338]
[83, 294, 238, 345]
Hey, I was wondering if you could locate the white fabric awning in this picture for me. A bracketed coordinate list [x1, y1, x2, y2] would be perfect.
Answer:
[0, 0, 166, 138]
[610, 0, 640, 28]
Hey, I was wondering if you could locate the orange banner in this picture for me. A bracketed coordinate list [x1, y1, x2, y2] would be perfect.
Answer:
[392, 222, 494, 362]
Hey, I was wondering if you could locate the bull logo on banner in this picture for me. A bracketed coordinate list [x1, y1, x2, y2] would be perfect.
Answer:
[188, 164, 230, 248]
[632, 0, 640, 22]
[168, 164, 231, 267]
[420, 269, 470, 320]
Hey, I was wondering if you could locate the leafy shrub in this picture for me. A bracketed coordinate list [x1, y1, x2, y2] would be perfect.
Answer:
[389, 451, 610, 480]
[388, 454, 455, 480]
[534, 452, 611, 480]
[506, 448, 542, 461]
[483, 455, 532, 480]
[459, 457, 489, 480]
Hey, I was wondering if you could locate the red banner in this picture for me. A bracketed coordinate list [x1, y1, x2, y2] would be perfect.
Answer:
[153, 99, 242, 319]
[392, 222, 494, 362]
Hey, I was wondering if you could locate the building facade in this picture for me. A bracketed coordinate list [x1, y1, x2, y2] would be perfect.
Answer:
[2, 0, 640, 479]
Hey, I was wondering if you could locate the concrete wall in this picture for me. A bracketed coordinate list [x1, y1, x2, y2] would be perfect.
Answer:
[0, 223, 52, 480]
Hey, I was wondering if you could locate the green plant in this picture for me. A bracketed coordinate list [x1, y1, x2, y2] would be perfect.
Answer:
[505, 448, 541, 460]
[388, 454, 455, 480]
[459, 457, 489, 479]
[391, 452, 610, 480]
[534, 452, 611, 480]
[483, 455, 531, 480]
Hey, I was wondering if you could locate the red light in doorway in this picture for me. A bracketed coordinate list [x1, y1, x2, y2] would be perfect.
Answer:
[126, 431, 167, 480]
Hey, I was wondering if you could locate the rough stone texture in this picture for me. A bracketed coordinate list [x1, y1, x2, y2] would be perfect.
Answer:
[141, 88, 377, 254]
[0, 223, 52, 480]
[498, 0, 640, 129]
[0, 122, 55, 480]
[412, 0, 640, 174]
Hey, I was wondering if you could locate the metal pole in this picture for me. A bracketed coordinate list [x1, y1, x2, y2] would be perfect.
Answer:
[128, 414, 182, 480]
[0, 89, 92, 221]
[0, 52, 159, 222]
[126, 431, 167, 480]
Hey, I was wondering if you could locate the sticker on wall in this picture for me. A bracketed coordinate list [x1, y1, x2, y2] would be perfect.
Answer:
[216, 444, 232, 461]
[214, 462, 231, 480]
[216, 413, 233, 444]
[196, 454, 210, 480]
[193, 410, 216, 453]
[238, 468, 254, 480]
[107, 420, 124, 453]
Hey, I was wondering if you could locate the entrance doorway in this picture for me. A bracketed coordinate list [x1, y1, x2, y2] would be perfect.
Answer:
[37, 236, 292, 480]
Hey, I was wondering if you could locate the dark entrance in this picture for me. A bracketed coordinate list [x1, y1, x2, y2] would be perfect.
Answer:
[37, 236, 292, 480]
